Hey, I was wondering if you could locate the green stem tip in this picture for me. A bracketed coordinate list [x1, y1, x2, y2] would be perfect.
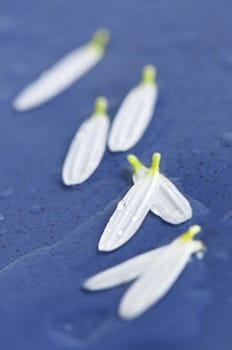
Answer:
[90, 28, 110, 51]
[149, 152, 161, 174]
[127, 154, 144, 174]
[94, 97, 108, 115]
[141, 65, 156, 84]
[181, 225, 202, 241]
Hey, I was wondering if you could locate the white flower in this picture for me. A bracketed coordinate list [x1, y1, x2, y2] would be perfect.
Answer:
[83, 225, 205, 320]
[62, 97, 109, 185]
[98, 153, 161, 252]
[108, 65, 158, 152]
[127, 154, 192, 224]
[98, 152, 192, 252]
[13, 29, 110, 111]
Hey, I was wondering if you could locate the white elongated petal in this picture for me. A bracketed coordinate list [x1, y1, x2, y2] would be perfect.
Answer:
[108, 84, 158, 151]
[14, 46, 103, 111]
[84, 225, 204, 320]
[62, 115, 109, 185]
[119, 239, 200, 319]
[132, 167, 192, 224]
[83, 246, 167, 291]
[132, 167, 147, 183]
[151, 174, 192, 224]
[98, 174, 160, 252]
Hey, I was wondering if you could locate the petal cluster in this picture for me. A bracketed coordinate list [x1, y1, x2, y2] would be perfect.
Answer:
[84, 226, 205, 319]
[128, 154, 192, 224]
[98, 152, 192, 251]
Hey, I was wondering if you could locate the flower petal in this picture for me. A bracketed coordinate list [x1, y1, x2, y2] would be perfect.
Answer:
[98, 173, 160, 251]
[108, 66, 158, 152]
[119, 240, 199, 319]
[84, 225, 205, 320]
[151, 174, 192, 224]
[83, 247, 166, 291]
[62, 98, 109, 185]
[128, 155, 192, 224]
[13, 29, 109, 111]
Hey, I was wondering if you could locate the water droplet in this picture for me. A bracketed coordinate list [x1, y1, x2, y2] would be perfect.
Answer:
[132, 215, 138, 221]
[117, 201, 126, 210]
[0, 214, 4, 221]
[117, 229, 124, 237]
[221, 132, 232, 147]
[30, 204, 43, 214]
[196, 251, 204, 260]
[0, 187, 14, 198]
[0, 229, 7, 234]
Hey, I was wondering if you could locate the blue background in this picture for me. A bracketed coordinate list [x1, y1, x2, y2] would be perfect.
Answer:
[0, 0, 231, 349]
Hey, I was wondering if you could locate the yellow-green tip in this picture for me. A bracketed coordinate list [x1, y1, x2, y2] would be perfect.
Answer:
[141, 65, 156, 84]
[149, 152, 161, 174]
[127, 154, 144, 174]
[94, 97, 108, 115]
[180, 225, 201, 242]
[90, 28, 110, 51]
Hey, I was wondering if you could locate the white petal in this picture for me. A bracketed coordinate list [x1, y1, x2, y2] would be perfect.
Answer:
[132, 169, 192, 224]
[14, 46, 103, 111]
[98, 174, 160, 252]
[119, 241, 196, 319]
[83, 246, 167, 291]
[108, 84, 158, 151]
[62, 115, 109, 185]
[151, 175, 192, 224]
[132, 167, 147, 183]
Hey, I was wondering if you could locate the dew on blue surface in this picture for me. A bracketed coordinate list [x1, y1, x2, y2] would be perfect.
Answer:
[47, 306, 111, 347]
[196, 251, 205, 260]
[221, 54, 232, 68]
[0, 0, 232, 349]
[221, 132, 232, 147]
[191, 148, 202, 155]
[214, 248, 230, 263]
[221, 211, 232, 226]
[0, 187, 14, 199]
[0, 229, 7, 235]
[28, 187, 38, 194]
[30, 204, 44, 214]
[190, 198, 209, 217]
[0, 214, 4, 221]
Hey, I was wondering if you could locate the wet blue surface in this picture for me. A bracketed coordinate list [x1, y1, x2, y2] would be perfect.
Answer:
[0, 0, 232, 349]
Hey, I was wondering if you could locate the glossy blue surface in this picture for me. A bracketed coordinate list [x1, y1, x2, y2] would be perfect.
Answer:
[0, 0, 231, 349]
